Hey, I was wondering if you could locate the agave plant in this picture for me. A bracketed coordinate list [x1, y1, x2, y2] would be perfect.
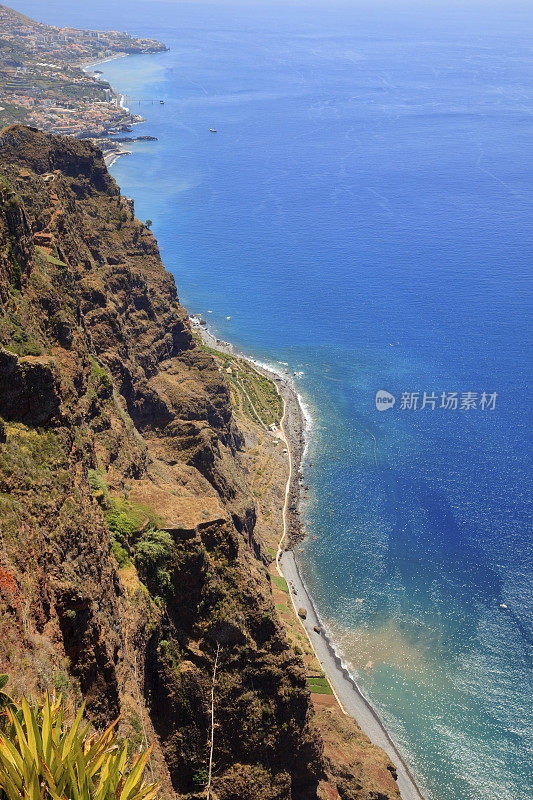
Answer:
[0, 692, 158, 800]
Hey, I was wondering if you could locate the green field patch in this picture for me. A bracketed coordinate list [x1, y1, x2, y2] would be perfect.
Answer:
[271, 575, 289, 593]
[308, 684, 333, 695]
[307, 676, 333, 695]
[36, 246, 67, 267]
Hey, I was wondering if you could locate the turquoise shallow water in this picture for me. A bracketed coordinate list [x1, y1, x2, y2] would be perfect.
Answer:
[18, 1, 533, 797]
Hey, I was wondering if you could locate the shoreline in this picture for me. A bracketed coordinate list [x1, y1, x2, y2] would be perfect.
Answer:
[280, 551, 427, 800]
[81, 55, 138, 167]
[79, 53, 129, 72]
[92, 47, 426, 798]
[80, 54, 142, 156]
[193, 319, 427, 800]
[104, 145, 132, 168]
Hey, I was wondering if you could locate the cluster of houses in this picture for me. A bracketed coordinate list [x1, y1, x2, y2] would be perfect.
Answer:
[0, 4, 164, 137]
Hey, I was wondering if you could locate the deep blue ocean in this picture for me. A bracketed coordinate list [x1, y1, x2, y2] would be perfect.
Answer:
[20, 1, 532, 797]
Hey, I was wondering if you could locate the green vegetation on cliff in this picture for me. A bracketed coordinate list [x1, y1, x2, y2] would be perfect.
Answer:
[193, 336, 283, 429]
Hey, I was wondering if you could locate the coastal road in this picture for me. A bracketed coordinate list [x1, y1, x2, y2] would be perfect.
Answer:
[280, 551, 427, 800]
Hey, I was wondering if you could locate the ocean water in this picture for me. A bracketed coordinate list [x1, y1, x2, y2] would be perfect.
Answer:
[18, 1, 533, 798]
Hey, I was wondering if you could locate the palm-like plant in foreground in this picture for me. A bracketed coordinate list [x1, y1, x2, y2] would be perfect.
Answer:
[0, 689, 158, 800]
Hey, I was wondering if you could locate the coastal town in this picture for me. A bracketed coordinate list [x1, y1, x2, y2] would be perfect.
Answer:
[0, 3, 166, 137]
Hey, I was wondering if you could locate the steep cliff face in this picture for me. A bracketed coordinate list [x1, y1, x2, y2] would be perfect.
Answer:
[0, 126, 399, 800]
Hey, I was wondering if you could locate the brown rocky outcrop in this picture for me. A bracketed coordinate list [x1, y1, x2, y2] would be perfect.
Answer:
[0, 348, 60, 424]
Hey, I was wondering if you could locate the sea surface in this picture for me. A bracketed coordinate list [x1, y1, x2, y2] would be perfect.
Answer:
[20, 1, 533, 798]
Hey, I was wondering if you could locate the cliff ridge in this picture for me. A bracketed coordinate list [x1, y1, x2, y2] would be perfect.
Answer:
[0, 125, 399, 800]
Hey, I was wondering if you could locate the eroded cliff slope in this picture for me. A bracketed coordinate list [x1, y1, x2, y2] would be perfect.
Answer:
[0, 125, 399, 800]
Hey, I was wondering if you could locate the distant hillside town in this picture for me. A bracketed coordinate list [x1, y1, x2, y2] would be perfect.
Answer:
[0, 3, 167, 137]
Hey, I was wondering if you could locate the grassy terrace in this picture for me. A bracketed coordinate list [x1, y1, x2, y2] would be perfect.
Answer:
[194, 332, 283, 429]
[35, 247, 67, 268]
[307, 676, 334, 695]
[271, 574, 289, 592]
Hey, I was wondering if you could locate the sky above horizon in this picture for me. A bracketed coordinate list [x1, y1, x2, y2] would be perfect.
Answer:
[10, 0, 533, 20]
[8, 0, 533, 45]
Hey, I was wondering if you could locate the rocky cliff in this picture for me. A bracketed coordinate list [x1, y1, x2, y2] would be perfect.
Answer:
[0, 125, 399, 800]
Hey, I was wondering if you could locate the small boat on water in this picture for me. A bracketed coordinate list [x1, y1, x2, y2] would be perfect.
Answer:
[160, 100, 165, 104]
[210, 128, 217, 133]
